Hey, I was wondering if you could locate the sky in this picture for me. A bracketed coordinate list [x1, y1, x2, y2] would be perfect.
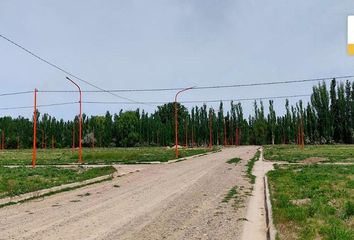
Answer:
[1, 0, 354, 120]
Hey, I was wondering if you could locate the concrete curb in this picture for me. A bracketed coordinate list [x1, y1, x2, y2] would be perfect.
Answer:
[264, 175, 277, 240]
[0, 174, 114, 206]
[261, 147, 277, 240]
[0, 167, 143, 207]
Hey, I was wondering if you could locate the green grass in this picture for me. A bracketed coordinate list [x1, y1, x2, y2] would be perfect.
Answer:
[226, 157, 241, 164]
[263, 145, 354, 163]
[268, 164, 354, 240]
[246, 150, 260, 184]
[0, 166, 116, 198]
[0, 147, 213, 165]
[222, 186, 238, 203]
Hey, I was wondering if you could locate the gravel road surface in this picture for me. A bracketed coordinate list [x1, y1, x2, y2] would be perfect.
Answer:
[0, 146, 258, 240]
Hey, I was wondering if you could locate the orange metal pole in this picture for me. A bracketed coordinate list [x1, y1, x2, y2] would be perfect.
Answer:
[32, 89, 37, 168]
[174, 101, 178, 158]
[66, 77, 82, 163]
[209, 109, 212, 149]
[174, 87, 193, 159]
[301, 118, 305, 149]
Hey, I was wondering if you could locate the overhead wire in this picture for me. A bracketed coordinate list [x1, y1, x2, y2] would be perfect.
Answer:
[0, 90, 33, 97]
[36, 75, 354, 93]
[82, 94, 311, 105]
[0, 101, 77, 110]
[0, 94, 311, 111]
[0, 33, 144, 104]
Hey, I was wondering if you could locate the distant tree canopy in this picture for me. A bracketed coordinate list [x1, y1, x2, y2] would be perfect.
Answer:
[0, 79, 353, 148]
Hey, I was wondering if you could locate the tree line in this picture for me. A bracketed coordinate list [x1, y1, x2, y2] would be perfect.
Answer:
[0, 79, 353, 149]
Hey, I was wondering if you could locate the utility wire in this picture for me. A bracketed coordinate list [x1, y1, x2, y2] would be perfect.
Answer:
[0, 94, 310, 110]
[37, 75, 354, 93]
[0, 33, 144, 104]
[0, 91, 33, 97]
[82, 94, 311, 105]
[0, 101, 77, 110]
[0, 74, 347, 96]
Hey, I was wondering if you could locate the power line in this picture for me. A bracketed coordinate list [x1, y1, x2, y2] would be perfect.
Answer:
[0, 94, 310, 111]
[82, 94, 311, 105]
[37, 75, 354, 93]
[0, 91, 33, 97]
[0, 101, 77, 110]
[0, 33, 144, 104]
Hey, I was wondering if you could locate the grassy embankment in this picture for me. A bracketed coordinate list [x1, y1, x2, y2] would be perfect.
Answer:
[0, 147, 213, 165]
[263, 144, 354, 163]
[268, 164, 354, 239]
[0, 166, 116, 198]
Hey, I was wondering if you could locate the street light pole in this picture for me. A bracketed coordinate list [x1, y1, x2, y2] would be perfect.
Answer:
[66, 77, 83, 163]
[174, 87, 193, 159]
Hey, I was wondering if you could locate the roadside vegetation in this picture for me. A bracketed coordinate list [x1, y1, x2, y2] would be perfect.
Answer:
[226, 157, 241, 164]
[0, 147, 212, 165]
[264, 144, 354, 163]
[246, 150, 260, 184]
[222, 186, 238, 203]
[0, 166, 116, 198]
[268, 164, 354, 240]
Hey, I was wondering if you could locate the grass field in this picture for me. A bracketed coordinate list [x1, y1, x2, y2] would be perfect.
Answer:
[0, 166, 116, 198]
[268, 164, 354, 240]
[264, 145, 354, 163]
[0, 147, 213, 165]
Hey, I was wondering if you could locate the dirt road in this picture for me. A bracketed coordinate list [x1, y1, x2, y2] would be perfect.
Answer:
[0, 146, 258, 240]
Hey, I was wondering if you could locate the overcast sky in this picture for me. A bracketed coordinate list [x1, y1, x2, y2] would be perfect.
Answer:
[1, 0, 354, 119]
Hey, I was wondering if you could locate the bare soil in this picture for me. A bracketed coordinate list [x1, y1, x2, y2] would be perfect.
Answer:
[0, 146, 258, 240]
[299, 157, 326, 164]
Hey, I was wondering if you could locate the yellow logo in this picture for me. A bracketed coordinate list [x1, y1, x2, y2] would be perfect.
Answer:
[348, 16, 354, 55]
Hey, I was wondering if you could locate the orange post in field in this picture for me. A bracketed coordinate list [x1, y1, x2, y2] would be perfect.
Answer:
[174, 87, 193, 159]
[209, 109, 212, 149]
[66, 77, 83, 163]
[301, 118, 305, 149]
[32, 88, 37, 168]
